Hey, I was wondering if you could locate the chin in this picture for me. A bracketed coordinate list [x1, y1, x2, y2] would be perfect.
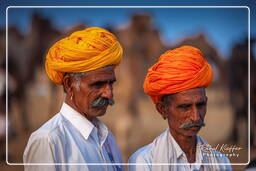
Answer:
[97, 111, 107, 117]
[94, 107, 108, 117]
[182, 127, 201, 137]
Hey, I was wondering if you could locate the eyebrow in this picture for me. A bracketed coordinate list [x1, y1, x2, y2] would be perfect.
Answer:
[177, 99, 207, 108]
[197, 101, 207, 105]
[177, 103, 192, 108]
[89, 79, 116, 86]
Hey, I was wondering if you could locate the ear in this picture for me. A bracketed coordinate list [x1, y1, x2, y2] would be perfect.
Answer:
[156, 101, 168, 120]
[62, 75, 74, 96]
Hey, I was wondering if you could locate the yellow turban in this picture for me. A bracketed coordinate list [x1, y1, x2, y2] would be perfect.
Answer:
[45, 27, 123, 84]
[143, 45, 213, 104]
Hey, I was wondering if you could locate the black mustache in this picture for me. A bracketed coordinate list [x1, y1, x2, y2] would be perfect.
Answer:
[179, 120, 205, 129]
[91, 97, 115, 108]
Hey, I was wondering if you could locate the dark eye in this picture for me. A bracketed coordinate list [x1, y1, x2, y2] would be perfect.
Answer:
[178, 104, 191, 109]
[90, 81, 106, 88]
[109, 80, 116, 85]
[197, 102, 206, 108]
[90, 80, 116, 88]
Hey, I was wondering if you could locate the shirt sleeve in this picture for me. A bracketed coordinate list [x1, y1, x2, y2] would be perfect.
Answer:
[223, 156, 233, 171]
[128, 148, 151, 171]
[106, 131, 125, 171]
[23, 132, 57, 171]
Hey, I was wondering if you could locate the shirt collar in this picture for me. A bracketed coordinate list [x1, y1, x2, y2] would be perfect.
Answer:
[168, 132, 184, 158]
[91, 117, 109, 146]
[168, 131, 203, 164]
[195, 136, 204, 164]
[60, 103, 108, 141]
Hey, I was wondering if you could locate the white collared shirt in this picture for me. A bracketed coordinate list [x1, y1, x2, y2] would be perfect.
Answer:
[170, 132, 202, 170]
[23, 103, 123, 171]
[129, 129, 232, 171]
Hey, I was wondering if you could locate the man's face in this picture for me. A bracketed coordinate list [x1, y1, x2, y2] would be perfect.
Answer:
[71, 66, 116, 121]
[165, 87, 207, 137]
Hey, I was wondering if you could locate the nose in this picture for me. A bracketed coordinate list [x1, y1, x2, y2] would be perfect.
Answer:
[190, 106, 200, 122]
[101, 84, 113, 99]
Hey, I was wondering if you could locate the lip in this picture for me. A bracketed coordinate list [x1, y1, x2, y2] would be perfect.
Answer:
[97, 105, 108, 110]
[186, 126, 201, 130]
[92, 103, 108, 108]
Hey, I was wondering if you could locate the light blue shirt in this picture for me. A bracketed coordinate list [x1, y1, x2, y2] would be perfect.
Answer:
[129, 129, 232, 171]
[23, 103, 123, 171]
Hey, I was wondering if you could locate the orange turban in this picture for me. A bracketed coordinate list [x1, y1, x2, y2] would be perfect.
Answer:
[45, 27, 123, 85]
[143, 45, 213, 104]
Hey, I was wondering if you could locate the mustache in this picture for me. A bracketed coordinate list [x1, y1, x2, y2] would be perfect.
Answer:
[91, 97, 115, 108]
[179, 120, 205, 129]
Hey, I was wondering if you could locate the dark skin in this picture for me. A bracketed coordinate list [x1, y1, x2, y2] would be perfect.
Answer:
[156, 87, 207, 163]
[62, 66, 116, 121]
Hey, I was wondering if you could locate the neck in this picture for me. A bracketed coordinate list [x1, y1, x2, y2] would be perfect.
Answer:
[169, 129, 197, 163]
[65, 96, 93, 121]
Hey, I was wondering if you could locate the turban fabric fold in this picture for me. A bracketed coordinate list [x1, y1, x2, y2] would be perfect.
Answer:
[45, 27, 123, 85]
[143, 45, 213, 104]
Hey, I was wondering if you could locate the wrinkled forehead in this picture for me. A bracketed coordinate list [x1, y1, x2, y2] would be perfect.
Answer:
[82, 65, 116, 81]
[65, 65, 115, 78]
[170, 87, 207, 103]
[87, 65, 115, 74]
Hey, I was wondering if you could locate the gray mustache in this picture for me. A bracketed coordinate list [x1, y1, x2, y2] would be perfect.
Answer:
[179, 120, 205, 129]
[91, 97, 115, 108]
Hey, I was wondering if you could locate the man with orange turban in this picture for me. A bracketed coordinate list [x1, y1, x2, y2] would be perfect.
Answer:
[129, 46, 232, 171]
[23, 27, 124, 171]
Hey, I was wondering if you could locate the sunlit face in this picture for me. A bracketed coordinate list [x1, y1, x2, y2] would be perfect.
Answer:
[67, 66, 116, 121]
[159, 87, 207, 137]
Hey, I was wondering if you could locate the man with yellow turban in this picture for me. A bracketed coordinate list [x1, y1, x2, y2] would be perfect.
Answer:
[129, 46, 232, 171]
[23, 27, 124, 171]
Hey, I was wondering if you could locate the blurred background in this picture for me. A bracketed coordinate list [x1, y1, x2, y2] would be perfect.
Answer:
[0, 7, 255, 171]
